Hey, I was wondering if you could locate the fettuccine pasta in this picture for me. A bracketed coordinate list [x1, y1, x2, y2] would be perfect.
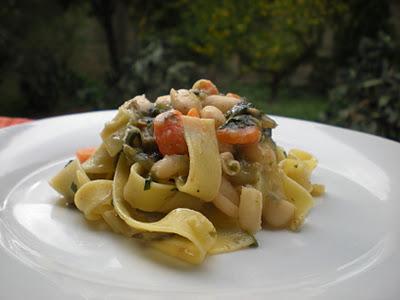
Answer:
[50, 79, 324, 264]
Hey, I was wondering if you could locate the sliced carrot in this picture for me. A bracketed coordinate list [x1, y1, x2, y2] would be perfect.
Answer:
[187, 107, 200, 118]
[153, 109, 188, 155]
[76, 147, 97, 163]
[192, 79, 219, 95]
[226, 92, 241, 99]
[217, 126, 261, 145]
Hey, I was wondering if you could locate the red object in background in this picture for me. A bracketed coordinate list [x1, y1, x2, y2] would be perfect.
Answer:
[0, 117, 32, 128]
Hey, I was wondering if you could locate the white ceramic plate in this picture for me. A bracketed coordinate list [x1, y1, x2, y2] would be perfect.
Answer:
[1, 111, 400, 300]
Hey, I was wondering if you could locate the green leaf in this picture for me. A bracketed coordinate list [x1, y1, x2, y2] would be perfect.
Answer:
[144, 176, 152, 191]
[362, 79, 383, 88]
[64, 160, 74, 168]
[378, 95, 391, 107]
[70, 182, 78, 193]
[249, 236, 259, 248]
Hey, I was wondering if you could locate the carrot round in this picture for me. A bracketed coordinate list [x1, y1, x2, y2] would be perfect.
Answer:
[217, 126, 261, 145]
[187, 107, 200, 118]
[76, 147, 97, 163]
[153, 109, 188, 155]
[192, 79, 219, 95]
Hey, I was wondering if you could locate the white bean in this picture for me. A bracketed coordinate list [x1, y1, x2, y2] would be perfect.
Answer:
[155, 95, 171, 108]
[200, 105, 226, 128]
[203, 95, 241, 113]
[129, 95, 154, 113]
[150, 155, 189, 180]
[170, 88, 202, 114]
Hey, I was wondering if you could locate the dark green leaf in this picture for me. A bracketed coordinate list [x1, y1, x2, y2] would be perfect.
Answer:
[70, 182, 78, 193]
[249, 236, 259, 248]
[144, 176, 152, 190]
[64, 160, 74, 168]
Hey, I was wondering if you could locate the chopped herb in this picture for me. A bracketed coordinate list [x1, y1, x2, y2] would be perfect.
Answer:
[70, 182, 78, 193]
[220, 114, 260, 130]
[64, 160, 74, 168]
[294, 164, 298, 168]
[190, 88, 208, 99]
[245, 232, 259, 248]
[144, 176, 152, 190]
[225, 102, 254, 120]
[228, 161, 240, 173]
[137, 117, 153, 128]
[197, 189, 200, 193]
[249, 237, 259, 248]
[153, 103, 171, 115]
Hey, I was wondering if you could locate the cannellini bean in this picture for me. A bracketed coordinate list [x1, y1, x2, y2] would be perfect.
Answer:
[203, 95, 242, 113]
[238, 186, 263, 234]
[170, 88, 202, 114]
[129, 95, 154, 113]
[220, 152, 241, 176]
[155, 95, 171, 108]
[150, 155, 189, 180]
[200, 105, 226, 128]
[263, 199, 295, 228]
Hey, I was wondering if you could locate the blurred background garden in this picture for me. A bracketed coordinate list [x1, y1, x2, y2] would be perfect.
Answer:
[1, 0, 399, 140]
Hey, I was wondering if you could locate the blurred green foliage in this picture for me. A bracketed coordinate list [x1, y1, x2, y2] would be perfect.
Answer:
[323, 33, 400, 141]
[18, 49, 102, 115]
[229, 82, 327, 121]
[0, 0, 398, 141]
[177, 0, 345, 98]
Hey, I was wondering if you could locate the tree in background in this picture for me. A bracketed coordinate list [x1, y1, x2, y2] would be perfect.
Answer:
[323, 32, 400, 141]
[176, 0, 345, 99]
[0, 0, 103, 116]
[333, 0, 392, 66]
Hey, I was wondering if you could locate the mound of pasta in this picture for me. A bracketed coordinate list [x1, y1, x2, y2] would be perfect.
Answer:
[50, 79, 324, 264]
